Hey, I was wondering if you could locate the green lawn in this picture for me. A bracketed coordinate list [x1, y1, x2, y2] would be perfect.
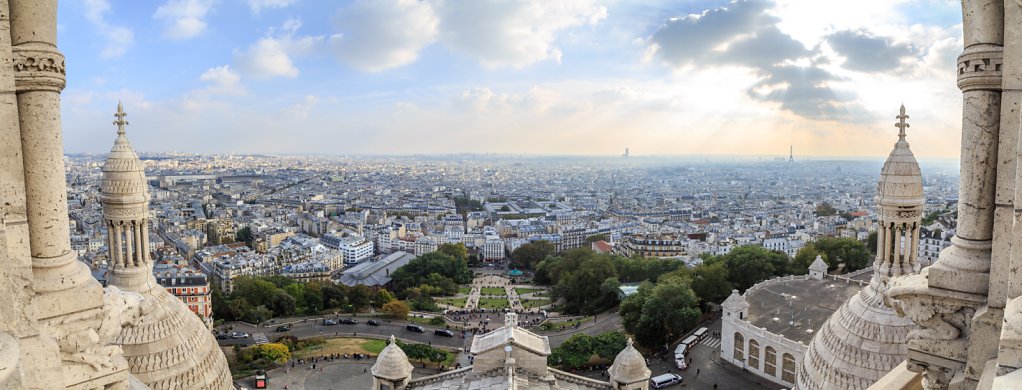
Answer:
[441, 298, 467, 308]
[521, 299, 551, 308]
[514, 288, 544, 295]
[458, 287, 472, 295]
[477, 297, 511, 309]
[480, 287, 506, 295]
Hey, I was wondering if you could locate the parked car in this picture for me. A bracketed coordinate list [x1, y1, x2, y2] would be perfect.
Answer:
[406, 324, 424, 333]
[215, 333, 230, 340]
[275, 325, 290, 333]
[340, 318, 358, 325]
[323, 319, 337, 326]
[434, 329, 454, 337]
[367, 320, 380, 326]
[230, 332, 250, 339]
[650, 373, 683, 389]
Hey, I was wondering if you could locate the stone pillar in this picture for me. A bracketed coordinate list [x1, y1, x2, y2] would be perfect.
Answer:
[876, 224, 888, 266]
[886, 2, 1006, 389]
[995, 0, 1022, 381]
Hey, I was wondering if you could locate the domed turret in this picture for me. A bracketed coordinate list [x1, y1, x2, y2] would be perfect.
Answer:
[101, 103, 233, 390]
[608, 338, 651, 390]
[796, 105, 924, 390]
[876, 104, 924, 206]
[372, 335, 415, 390]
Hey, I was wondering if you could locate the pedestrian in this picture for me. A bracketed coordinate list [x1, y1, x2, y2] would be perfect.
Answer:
[364, 368, 368, 373]
[696, 368, 700, 376]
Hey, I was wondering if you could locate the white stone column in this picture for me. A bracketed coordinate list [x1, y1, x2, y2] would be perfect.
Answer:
[124, 222, 134, 267]
[910, 224, 921, 271]
[876, 223, 887, 264]
[995, 0, 1022, 380]
[893, 224, 903, 272]
[112, 223, 123, 268]
[928, 0, 1004, 296]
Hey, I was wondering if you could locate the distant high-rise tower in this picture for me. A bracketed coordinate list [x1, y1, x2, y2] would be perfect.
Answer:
[789, 145, 794, 162]
[624, 147, 629, 158]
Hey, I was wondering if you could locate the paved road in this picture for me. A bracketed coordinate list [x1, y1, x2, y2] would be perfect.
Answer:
[220, 318, 469, 350]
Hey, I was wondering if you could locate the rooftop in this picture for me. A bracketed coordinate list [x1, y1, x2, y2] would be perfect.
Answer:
[744, 272, 870, 344]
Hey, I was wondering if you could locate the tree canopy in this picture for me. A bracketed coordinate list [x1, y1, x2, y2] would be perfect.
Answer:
[620, 277, 701, 349]
[389, 251, 472, 298]
[510, 240, 556, 270]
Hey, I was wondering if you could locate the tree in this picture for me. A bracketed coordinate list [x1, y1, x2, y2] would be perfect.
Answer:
[235, 226, 255, 248]
[268, 290, 297, 317]
[252, 343, 291, 364]
[375, 289, 396, 307]
[790, 244, 822, 275]
[552, 250, 620, 314]
[437, 243, 468, 262]
[813, 236, 871, 271]
[390, 252, 473, 297]
[691, 262, 731, 304]
[720, 245, 787, 291]
[621, 279, 701, 349]
[816, 202, 837, 216]
[510, 240, 556, 270]
[244, 305, 272, 324]
[381, 301, 410, 319]
[592, 331, 628, 360]
[549, 334, 594, 368]
[348, 285, 372, 310]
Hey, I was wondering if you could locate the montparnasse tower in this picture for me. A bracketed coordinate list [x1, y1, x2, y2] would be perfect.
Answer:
[796, 105, 925, 389]
[101, 102, 233, 390]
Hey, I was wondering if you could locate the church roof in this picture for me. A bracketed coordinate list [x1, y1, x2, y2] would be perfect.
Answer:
[607, 338, 650, 384]
[470, 314, 551, 356]
[809, 255, 828, 272]
[722, 289, 749, 312]
[373, 335, 415, 381]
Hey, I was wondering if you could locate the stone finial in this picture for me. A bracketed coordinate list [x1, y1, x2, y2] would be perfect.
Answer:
[896, 104, 909, 140]
[114, 101, 128, 136]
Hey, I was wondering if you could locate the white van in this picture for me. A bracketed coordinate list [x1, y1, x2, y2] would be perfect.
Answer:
[650, 373, 683, 388]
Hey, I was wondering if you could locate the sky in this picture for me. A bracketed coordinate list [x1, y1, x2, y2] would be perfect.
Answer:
[57, 0, 965, 158]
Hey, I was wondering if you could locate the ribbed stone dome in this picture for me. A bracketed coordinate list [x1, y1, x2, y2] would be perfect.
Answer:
[608, 338, 650, 384]
[372, 335, 414, 381]
[100, 102, 148, 212]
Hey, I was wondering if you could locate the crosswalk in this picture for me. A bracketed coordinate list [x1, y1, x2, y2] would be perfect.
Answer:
[252, 333, 269, 345]
[700, 337, 721, 349]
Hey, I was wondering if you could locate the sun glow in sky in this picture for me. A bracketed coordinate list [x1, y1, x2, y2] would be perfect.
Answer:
[58, 0, 964, 158]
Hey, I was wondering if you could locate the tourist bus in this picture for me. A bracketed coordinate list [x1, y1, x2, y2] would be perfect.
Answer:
[693, 327, 709, 340]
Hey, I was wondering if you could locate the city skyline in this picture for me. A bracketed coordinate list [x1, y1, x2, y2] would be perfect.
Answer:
[59, 0, 963, 157]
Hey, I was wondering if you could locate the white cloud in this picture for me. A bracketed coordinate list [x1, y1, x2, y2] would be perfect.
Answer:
[199, 65, 245, 95]
[434, 0, 607, 68]
[154, 0, 214, 40]
[248, 0, 298, 14]
[82, 0, 133, 58]
[329, 0, 438, 72]
[234, 19, 323, 79]
[285, 95, 319, 118]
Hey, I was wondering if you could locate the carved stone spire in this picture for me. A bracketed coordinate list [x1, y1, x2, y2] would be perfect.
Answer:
[796, 105, 924, 390]
[101, 103, 234, 390]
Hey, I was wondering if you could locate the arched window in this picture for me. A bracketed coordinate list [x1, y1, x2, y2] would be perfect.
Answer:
[782, 353, 796, 383]
[733, 332, 744, 361]
[748, 339, 760, 370]
[764, 346, 777, 376]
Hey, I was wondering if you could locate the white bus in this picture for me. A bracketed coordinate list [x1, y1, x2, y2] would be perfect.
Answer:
[693, 327, 709, 340]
